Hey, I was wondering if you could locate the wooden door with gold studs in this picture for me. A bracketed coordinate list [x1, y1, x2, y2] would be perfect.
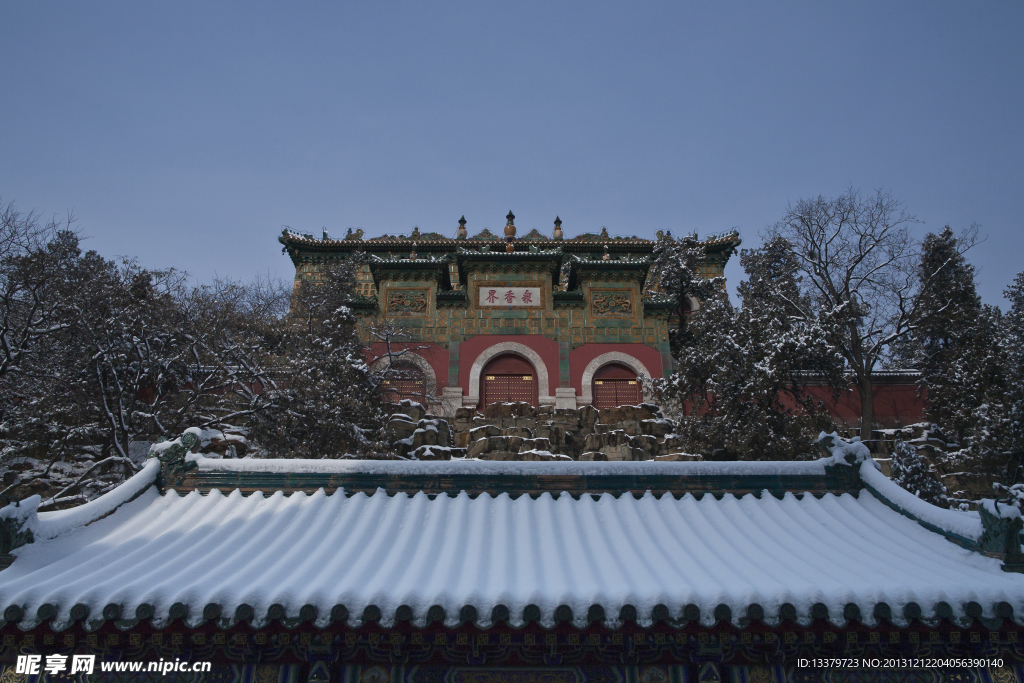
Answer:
[592, 363, 642, 408]
[480, 354, 538, 407]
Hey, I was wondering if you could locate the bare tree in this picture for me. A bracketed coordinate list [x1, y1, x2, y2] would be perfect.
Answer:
[768, 188, 924, 433]
[0, 201, 76, 380]
[364, 317, 439, 411]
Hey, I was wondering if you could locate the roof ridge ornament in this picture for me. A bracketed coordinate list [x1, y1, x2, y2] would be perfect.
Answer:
[457, 216, 467, 240]
[504, 210, 516, 252]
[553, 216, 563, 240]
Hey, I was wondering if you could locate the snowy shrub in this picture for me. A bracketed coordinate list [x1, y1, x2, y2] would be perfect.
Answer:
[890, 439, 948, 507]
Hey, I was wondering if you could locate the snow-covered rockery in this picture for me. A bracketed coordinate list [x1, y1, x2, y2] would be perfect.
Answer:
[0, 433, 1021, 632]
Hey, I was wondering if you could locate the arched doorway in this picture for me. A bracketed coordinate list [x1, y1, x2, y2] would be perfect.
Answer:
[381, 363, 427, 405]
[481, 354, 538, 407]
[592, 363, 642, 409]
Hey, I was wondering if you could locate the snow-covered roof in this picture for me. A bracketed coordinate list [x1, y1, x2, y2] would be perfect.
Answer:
[186, 453, 834, 476]
[0, 473, 1020, 631]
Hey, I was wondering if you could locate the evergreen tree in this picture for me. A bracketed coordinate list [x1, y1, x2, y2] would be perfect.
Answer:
[1003, 273, 1024, 482]
[649, 233, 723, 354]
[890, 439, 948, 507]
[905, 227, 1009, 475]
[659, 236, 842, 460]
[249, 257, 390, 458]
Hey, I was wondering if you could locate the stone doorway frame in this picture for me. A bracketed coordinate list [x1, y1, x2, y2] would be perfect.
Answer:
[579, 352, 654, 406]
[466, 342, 554, 407]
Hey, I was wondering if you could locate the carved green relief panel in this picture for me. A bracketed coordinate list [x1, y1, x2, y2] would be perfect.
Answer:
[386, 288, 430, 316]
[591, 289, 634, 318]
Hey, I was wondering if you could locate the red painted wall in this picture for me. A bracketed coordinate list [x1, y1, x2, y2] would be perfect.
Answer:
[799, 381, 928, 429]
[366, 342, 448, 397]
[569, 343, 664, 396]
[458, 335, 561, 397]
[774, 380, 928, 429]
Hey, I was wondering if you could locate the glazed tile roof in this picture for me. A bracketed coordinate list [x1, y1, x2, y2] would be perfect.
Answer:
[278, 229, 740, 252]
[0, 456, 1019, 631]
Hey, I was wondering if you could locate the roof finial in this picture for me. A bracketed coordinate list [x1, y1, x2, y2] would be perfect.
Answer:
[504, 211, 516, 240]
[457, 216, 467, 240]
[553, 216, 563, 240]
[411, 226, 421, 239]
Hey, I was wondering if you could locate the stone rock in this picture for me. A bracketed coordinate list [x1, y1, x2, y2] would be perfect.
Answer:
[598, 404, 659, 425]
[661, 435, 688, 453]
[518, 438, 551, 453]
[416, 426, 438, 447]
[467, 438, 490, 458]
[390, 401, 426, 422]
[873, 457, 892, 477]
[584, 429, 631, 452]
[435, 420, 452, 448]
[484, 402, 535, 420]
[597, 421, 641, 436]
[513, 450, 572, 461]
[629, 434, 659, 458]
[577, 405, 599, 429]
[469, 425, 502, 442]
[580, 451, 608, 461]
[640, 419, 675, 438]
[408, 445, 455, 460]
[942, 472, 997, 498]
[512, 418, 538, 433]
[385, 417, 416, 442]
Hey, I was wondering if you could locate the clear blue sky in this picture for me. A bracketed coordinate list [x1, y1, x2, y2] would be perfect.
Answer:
[2, 2, 1022, 305]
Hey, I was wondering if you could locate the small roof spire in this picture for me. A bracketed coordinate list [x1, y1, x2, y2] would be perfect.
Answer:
[553, 216, 561, 227]
[504, 211, 516, 240]
[458, 215, 467, 227]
